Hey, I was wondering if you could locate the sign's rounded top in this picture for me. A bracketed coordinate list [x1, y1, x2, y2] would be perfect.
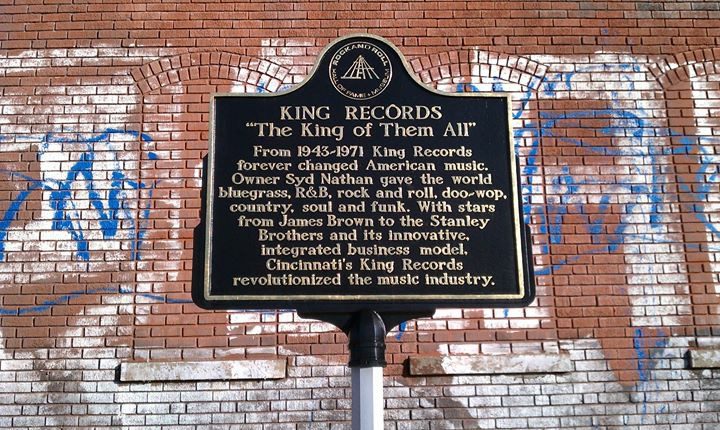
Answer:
[328, 40, 393, 100]
[270, 33, 440, 101]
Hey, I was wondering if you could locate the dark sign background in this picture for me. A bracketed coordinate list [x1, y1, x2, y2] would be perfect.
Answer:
[194, 35, 534, 312]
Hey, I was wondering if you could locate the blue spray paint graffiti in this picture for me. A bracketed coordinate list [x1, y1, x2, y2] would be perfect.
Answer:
[460, 68, 720, 277]
[395, 321, 407, 340]
[0, 84, 291, 316]
[672, 133, 720, 241]
[0, 129, 191, 315]
[0, 129, 154, 261]
[1, 73, 718, 319]
[633, 328, 669, 423]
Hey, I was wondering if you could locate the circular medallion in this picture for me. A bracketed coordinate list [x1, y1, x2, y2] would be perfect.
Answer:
[329, 41, 392, 100]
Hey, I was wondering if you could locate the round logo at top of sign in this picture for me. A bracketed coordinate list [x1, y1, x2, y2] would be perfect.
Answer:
[329, 41, 392, 100]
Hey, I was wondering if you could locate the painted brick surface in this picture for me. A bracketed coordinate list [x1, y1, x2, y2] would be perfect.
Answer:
[1, 0, 720, 428]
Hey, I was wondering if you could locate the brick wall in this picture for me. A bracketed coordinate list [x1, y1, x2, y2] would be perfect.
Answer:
[1, 1, 719, 428]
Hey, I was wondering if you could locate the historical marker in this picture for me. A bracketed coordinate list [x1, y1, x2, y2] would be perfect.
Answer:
[195, 35, 534, 313]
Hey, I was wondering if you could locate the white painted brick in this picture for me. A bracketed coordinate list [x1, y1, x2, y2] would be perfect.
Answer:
[279, 389, 312, 400]
[490, 375, 525, 385]
[0, 360, 33, 370]
[13, 416, 45, 426]
[572, 382, 605, 393]
[386, 398, 419, 409]
[496, 417, 528, 428]
[605, 403, 639, 416]
[137, 403, 170, 414]
[567, 406, 601, 421]
[599, 392, 631, 403]
[541, 383, 573, 394]
[47, 392, 80, 403]
[14, 393, 46, 404]
[509, 384, 541, 396]
[468, 396, 503, 408]
[213, 390, 247, 401]
[501, 396, 535, 406]
[279, 411, 313, 423]
[410, 409, 444, 420]
[180, 391, 214, 402]
[477, 408, 510, 418]
[166, 401, 185, 414]
[288, 366, 312, 378]
[97, 381, 123, 392]
[212, 413, 245, 424]
[475, 385, 509, 396]
[77, 415, 112, 426]
[574, 360, 608, 371]
[21, 405, 38, 415]
[70, 405, 87, 415]
[83, 370, 116, 381]
[385, 409, 411, 421]
[87, 404, 120, 415]
[99, 358, 120, 370]
[245, 412, 280, 423]
[0, 382, 31, 393]
[541, 405, 573, 416]
[120, 404, 136, 414]
[0, 405, 22, 416]
[115, 392, 148, 403]
[144, 414, 179, 425]
[454, 375, 492, 385]
[534, 395, 551, 406]
[81, 393, 114, 403]
[560, 416, 594, 426]
[148, 392, 179, 402]
[179, 413, 213, 425]
[296, 377, 327, 389]
[45, 416, 80, 427]
[528, 417, 561, 428]
[443, 385, 475, 396]
[509, 406, 544, 418]
[670, 380, 700, 391]
[186, 402, 220, 413]
[586, 371, 616, 382]
[241, 402, 272, 413]
[313, 388, 346, 399]
[196, 381, 230, 390]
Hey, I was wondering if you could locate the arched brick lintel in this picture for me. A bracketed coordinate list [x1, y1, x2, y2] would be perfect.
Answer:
[131, 51, 292, 95]
[650, 48, 720, 88]
[409, 49, 549, 90]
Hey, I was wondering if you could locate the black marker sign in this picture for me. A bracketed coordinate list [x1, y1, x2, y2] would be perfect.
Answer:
[195, 35, 534, 312]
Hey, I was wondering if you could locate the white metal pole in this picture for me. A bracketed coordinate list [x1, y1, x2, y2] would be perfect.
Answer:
[352, 366, 384, 430]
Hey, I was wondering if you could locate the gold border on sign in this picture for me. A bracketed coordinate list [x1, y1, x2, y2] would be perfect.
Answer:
[203, 34, 527, 304]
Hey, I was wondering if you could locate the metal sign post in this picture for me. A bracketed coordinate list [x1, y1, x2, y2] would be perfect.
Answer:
[352, 366, 383, 430]
[349, 311, 385, 430]
[298, 310, 434, 430]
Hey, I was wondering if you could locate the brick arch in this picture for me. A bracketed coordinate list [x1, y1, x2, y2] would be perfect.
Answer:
[130, 51, 292, 95]
[408, 49, 556, 354]
[408, 49, 548, 89]
[649, 47, 720, 89]
[649, 47, 720, 340]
